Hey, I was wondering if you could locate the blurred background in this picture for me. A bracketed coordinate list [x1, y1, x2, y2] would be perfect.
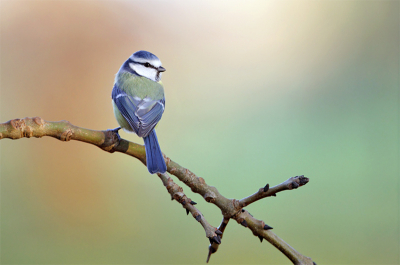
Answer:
[1, 0, 398, 264]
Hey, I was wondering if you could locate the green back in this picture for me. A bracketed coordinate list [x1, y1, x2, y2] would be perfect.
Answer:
[115, 72, 165, 100]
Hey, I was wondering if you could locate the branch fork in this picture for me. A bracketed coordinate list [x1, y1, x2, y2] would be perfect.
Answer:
[0, 117, 314, 265]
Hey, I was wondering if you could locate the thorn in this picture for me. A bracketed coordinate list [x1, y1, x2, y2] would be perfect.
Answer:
[190, 201, 197, 205]
[215, 229, 222, 235]
[206, 253, 211, 263]
[206, 246, 216, 263]
[264, 224, 273, 230]
[240, 220, 248, 227]
[186, 209, 189, 215]
[272, 194, 276, 197]
[258, 235, 263, 242]
[195, 215, 201, 222]
[263, 183, 269, 192]
[209, 236, 221, 244]
[241, 209, 245, 212]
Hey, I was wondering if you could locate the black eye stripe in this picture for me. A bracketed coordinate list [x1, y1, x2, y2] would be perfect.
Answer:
[139, 62, 156, 69]
[130, 59, 162, 71]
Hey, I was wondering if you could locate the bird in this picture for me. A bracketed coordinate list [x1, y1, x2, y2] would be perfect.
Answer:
[111, 50, 167, 174]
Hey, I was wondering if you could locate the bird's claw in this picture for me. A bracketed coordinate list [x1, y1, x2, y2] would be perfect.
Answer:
[107, 127, 122, 145]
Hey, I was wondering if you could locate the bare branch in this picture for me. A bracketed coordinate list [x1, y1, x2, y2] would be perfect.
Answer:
[236, 209, 314, 265]
[0, 117, 314, 265]
[157, 172, 221, 242]
[239, 175, 310, 207]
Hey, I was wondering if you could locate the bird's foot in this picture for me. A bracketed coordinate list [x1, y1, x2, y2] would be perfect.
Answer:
[103, 127, 122, 149]
[110, 127, 122, 142]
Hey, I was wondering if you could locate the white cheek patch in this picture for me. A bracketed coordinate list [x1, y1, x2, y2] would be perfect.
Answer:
[129, 63, 138, 72]
[129, 62, 159, 82]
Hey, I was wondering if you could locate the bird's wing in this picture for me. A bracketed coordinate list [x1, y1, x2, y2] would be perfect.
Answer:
[112, 84, 165, 137]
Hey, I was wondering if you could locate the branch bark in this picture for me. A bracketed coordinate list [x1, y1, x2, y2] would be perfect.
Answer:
[0, 117, 315, 265]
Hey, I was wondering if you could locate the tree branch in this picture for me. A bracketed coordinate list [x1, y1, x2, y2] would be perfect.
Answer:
[157, 172, 222, 243]
[0, 117, 315, 264]
[239, 175, 310, 207]
[236, 209, 314, 265]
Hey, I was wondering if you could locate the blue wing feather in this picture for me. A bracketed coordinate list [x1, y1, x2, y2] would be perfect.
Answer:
[112, 83, 167, 173]
[112, 84, 164, 137]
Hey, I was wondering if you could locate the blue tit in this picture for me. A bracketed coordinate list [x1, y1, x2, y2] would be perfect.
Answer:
[112, 50, 167, 174]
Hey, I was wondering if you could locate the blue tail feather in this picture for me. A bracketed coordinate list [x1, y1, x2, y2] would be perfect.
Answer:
[143, 130, 167, 174]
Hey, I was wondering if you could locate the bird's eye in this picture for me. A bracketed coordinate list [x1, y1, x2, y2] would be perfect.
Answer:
[144, 63, 150, 67]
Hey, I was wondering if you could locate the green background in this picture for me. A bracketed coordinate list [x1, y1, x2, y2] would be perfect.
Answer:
[1, 1, 398, 264]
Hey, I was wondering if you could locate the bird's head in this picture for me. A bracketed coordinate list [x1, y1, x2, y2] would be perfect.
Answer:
[125, 50, 166, 82]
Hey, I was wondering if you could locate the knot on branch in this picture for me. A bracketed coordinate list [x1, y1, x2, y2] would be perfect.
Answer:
[10, 118, 27, 138]
[8, 118, 36, 138]
[232, 199, 240, 211]
[173, 191, 186, 203]
[164, 176, 174, 188]
[198, 177, 206, 184]
[60, 129, 73, 141]
[203, 191, 216, 203]
[193, 212, 202, 222]
[33, 117, 45, 126]
[11, 118, 25, 131]
[169, 166, 177, 174]
[24, 125, 33, 138]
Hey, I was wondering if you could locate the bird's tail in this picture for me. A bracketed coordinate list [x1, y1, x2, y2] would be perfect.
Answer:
[143, 130, 167, 174]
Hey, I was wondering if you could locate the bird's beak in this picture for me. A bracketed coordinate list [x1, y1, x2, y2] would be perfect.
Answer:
[158, 66, 166, 72]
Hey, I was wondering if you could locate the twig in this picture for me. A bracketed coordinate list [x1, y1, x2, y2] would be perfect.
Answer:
[207, 217, 229, 263]
[157, 172, 221, 243]
[239, 175, 309, 207]
[0, 117, 314, 265]
[234, 209, 313, 265]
